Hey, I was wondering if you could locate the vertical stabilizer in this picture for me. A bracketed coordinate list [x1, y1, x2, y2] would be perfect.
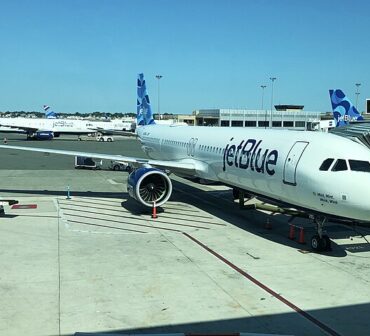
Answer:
[329, 89, 363, 127]
[43, 105, 57, 119]
[137, 73, 155, 126]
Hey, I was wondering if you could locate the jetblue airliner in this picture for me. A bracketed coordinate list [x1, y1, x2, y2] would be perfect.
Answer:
[0, 105, 134, 140]
[0, 74, 369, 251]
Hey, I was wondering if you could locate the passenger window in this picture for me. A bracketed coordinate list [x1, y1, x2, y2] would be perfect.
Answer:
[349, 160, 370, 172]
[332, 159, 348, 172]
[319, 158, 334, 171]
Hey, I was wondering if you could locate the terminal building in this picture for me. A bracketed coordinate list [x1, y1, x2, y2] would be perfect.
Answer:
[177, 105, 331, 131]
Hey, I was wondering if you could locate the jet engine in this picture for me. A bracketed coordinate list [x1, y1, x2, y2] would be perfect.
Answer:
[27, 131, 54, 140]
[127, 167, 172, 207]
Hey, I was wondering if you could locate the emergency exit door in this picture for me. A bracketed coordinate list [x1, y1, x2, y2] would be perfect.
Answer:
[283, 141, 309, 185]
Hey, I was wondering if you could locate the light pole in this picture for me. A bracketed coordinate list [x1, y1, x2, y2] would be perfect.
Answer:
[355, 83, 361, 111]
[269, 77, 277, 128]
[261, 85, 267, 128]
[156, 75, 163, 119]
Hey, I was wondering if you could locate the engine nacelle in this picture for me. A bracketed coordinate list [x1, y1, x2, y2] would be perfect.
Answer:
[127, 167, 172, 207]
[28, 131, 54, 140]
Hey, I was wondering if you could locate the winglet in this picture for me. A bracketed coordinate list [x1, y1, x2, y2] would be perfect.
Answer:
[137, 73, 155, 126]
[329, 89, 364, 127]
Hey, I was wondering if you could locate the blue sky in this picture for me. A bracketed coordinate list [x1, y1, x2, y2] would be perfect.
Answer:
[0, 0, 369, 114]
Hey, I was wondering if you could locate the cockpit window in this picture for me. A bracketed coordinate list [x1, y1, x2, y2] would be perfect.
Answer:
[349, 160, 370, 172]
[319, 158, 334, 171]
[331, 159, 348, 172]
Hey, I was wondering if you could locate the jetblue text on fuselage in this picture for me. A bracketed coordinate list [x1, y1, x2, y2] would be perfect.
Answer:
[223, 138, 278, 176]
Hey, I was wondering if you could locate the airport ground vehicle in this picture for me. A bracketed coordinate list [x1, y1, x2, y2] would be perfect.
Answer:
[96, 135, 114, 142]
[74, 156, 101, 169]
[107, 160, 131, 171]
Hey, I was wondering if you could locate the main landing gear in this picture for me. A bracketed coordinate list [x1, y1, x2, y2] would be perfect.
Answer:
[311, 215, 331, 252]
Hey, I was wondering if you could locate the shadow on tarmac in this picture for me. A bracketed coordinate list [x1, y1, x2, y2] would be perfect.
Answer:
[72, 302, 370, 336]
[1, 180, 370, 256]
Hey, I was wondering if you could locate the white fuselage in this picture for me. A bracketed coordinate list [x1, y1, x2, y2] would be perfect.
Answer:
[0, 117, 93, 134]
[138, 125, 370, 222]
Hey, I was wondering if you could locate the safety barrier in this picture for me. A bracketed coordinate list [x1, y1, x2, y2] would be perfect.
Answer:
[151, 201, 158, 219]
[288, 223, 306, 244]
[264, 217, 272, 229]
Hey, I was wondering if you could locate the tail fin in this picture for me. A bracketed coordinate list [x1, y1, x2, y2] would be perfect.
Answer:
[43, 105, 57, 119]
[329, 89, 363, 127]
[137, 73, 155, 126]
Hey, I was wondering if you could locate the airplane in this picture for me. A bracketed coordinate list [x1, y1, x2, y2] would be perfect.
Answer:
[92, 119, 136, 135]
[0, 106, 58, 135]
[0, 105, 94, 139]
[329, 89, 364, 127]
[0, 74, 369, 252]
[0, 115, 95, 140]
[0, 105, 132, 140]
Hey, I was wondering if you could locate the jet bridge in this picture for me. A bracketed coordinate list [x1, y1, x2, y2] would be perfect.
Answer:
[329, 122, 370, 149]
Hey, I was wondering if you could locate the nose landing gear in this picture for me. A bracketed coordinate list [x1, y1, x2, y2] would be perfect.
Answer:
[311, 216, 332, 252]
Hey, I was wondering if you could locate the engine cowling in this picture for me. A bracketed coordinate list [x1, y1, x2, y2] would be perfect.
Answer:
[127, 167, 172, 207]
[34, 131, 54, 140]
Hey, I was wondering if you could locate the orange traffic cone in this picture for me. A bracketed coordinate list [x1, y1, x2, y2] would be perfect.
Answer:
[151, 202, 158, 219]
[298, 227, 306, 244]
[288, 224, 295, 240]
[265, 217, 272, 229]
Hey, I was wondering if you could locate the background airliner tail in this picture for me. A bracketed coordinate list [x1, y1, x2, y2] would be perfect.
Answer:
[43, 105, 57, 119]
[137, 73, 155, 126]
[329, 89, 364, 127]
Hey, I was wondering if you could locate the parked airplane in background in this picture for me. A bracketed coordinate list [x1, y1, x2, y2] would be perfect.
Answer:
[92, 120, 136, 135]
[0, 114, 95, 140]
[1, 74, 369, 252]
[0, 105, 135, 139]
[329, 89, 364, 127]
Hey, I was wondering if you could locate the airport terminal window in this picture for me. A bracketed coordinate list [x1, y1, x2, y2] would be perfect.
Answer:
[245, 121, 257, 127]
[272, 121, 282, 127]
[331, 159, 348, 172]
[283, 121, 294, 127]
[258, 121, 269, 127]
[319, 158, 334, 171]
[295, 121, 305, 128]
[232, 120, 243, 127]
[221, 120, 230, 127]
[349, 160, 370, 172]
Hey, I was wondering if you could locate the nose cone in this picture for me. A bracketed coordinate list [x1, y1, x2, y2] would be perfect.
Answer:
[342, 177, 370, 222]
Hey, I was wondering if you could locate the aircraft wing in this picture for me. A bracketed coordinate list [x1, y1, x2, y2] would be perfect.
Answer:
[88, 127, 135, 137]
[0, 124, 40, 132]
[0, 145, 196, 173]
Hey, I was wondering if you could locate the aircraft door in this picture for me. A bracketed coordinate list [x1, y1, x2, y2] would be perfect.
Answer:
[283, 141, 309, 186]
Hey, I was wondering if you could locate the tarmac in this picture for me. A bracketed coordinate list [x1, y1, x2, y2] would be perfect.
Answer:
[0, 133, 370, 336]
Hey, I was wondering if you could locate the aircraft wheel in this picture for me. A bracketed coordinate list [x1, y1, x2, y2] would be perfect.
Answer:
[113, 165, 120, 171]
[310, 234, 321, 251]
[99, 138, 104, 142]
[107, 138, 112, 142]
[311, 235, 331, 252]
[323, 234, 332, 251]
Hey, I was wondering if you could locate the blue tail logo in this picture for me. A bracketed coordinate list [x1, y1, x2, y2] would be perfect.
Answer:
[137, 73, 155, 126]
[329, 89, 363, 127]
[43, 105, 57, 119]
